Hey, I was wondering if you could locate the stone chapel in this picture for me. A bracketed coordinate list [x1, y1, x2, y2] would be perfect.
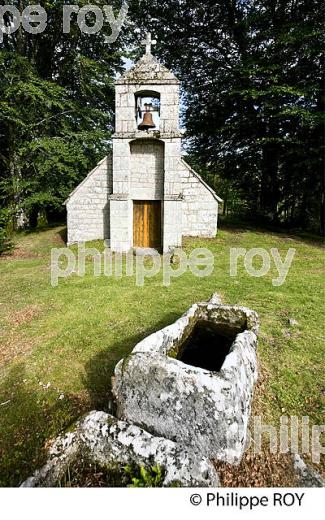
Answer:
[65, 34, 222, 253]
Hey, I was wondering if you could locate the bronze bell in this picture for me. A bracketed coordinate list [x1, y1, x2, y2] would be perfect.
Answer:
[138, 111, 156, 131]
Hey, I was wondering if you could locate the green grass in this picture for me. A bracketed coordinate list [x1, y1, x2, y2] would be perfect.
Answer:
[0, 223, 324, 486]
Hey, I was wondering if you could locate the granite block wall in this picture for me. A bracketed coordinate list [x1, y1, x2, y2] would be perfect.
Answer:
[66, 156, 113, 244]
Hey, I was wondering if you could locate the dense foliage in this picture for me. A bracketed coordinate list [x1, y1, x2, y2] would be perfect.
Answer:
[0, 0, 125, 240]
[129, 0, 325, 233]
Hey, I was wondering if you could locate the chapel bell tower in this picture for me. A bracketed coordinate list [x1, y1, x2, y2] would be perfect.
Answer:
[110, 33, 183, 253]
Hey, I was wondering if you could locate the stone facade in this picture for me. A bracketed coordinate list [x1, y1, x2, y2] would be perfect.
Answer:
[66, 156, 112, 244]
[65, 51, 222, 250]
[130, 140, 164, 200]
[180, 159, 220, 238]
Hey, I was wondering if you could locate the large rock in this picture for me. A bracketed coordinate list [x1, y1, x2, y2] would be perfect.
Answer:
[113, 297, 259, 463]
[21, 411, 219, 488]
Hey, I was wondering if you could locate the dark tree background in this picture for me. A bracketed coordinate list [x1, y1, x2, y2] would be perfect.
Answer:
[0, 0, 324, 252]
[128, 0, 325, 233]
[0, 0, 126, 249]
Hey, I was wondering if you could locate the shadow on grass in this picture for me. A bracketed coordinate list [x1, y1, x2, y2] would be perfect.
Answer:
[57, 227, 67, 245]
[0, 363, 88, 487]
[219, 216, 324, 247]
[83, 313, 180, 411]
[20, 221, 66, 235]
[0, 313, 185, 486]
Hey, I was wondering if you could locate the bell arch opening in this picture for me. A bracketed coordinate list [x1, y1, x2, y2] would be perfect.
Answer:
[135, 91, 161, 131]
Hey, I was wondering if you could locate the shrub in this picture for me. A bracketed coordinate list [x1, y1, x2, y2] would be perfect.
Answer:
[124, 464, 165, 488]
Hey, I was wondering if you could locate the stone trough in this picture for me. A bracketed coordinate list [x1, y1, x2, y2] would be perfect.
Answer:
[113, 295, 259, 463]
[22, 294, 259, 487]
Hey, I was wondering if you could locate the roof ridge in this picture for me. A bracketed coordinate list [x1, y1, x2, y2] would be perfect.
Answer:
[117, 52, 179, 84]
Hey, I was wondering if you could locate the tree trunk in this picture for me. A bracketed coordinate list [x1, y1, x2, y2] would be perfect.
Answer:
[260, 142, 280, 224]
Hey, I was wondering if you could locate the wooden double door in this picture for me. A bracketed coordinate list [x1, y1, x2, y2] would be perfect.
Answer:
[133, 201, 162, 250]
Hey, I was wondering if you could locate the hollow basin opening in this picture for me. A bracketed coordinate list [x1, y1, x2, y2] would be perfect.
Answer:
[177, 320, 239, 372]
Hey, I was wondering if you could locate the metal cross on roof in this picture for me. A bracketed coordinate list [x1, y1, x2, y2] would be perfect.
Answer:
[141, 32, 157, 55]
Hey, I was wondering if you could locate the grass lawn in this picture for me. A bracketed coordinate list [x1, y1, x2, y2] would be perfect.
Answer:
[0, 222, 324, 486]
